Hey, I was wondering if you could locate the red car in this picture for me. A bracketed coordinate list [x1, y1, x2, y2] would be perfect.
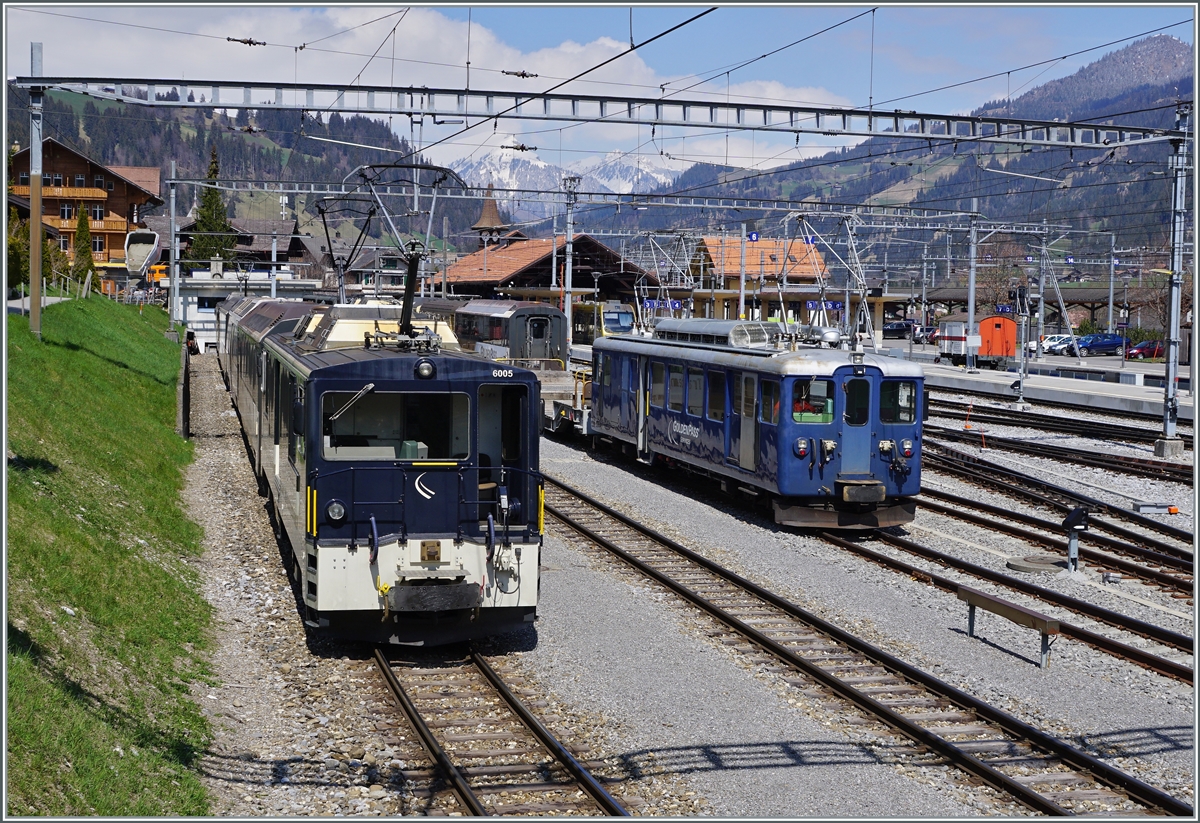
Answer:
[1126, 340, 1165, 359]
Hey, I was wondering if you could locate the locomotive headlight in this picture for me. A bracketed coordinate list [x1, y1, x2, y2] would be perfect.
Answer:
[416, 359, 436, 379]
[326, 499, 347, 524]
[793, 438, 809, 458]
[901, 439, 914, 458]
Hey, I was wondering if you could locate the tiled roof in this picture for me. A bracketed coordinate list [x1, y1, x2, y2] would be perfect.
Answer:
[110, 166, 161, 197]
[701, 236, 825, 281]
[446, 237, 563, 285]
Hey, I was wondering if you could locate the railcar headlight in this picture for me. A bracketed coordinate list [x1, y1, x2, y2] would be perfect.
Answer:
[793, 438, 809, 458]
[901, 439, 914, 458]
[416, 359, 436, 379]
[326, 499, 347, 524]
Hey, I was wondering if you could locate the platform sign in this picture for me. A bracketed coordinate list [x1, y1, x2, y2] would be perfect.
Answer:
[995, 304, 1014, 313]
[1066, 255, 1075, 264]
[805, 300, 844, 310]
[1117, 322, 1130, 329]
[643, 299, 682, 310]
[1025, 255, 1034, 263]
[966, 334, 982, 349]
[747, 231, 760, 242]
[804, 235, 818, 244]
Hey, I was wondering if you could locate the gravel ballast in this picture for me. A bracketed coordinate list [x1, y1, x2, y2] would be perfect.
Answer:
[536, 435, 1194, 810]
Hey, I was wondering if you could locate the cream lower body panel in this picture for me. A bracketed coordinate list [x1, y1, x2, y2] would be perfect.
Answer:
[309, 535, 539, 612]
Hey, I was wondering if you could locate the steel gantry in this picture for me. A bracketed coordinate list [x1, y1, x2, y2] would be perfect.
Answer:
[11, 75, 1187, 150]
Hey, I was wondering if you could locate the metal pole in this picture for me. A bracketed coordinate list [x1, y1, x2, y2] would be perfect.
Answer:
[738, 222, 747, 319]
[966, 199, 978, 371]
[1035, 227, 1047, 360]
[169, 161, 180, 325]
[28, 43, 44, 339]
[564, 176, 579, 345]
[550, 214, 558, 289]
[1106, 232, 1115, 333]
[442, 215, 449, 298]
[270, 233, 278, 299]
[1156, 103, 1190, 456]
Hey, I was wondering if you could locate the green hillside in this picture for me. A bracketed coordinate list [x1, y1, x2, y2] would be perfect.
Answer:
[7, 297, 213, 815]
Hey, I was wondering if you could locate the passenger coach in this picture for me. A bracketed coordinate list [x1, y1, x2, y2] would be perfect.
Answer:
[217, 298, 543, 645]
[588, 318, 922, 528]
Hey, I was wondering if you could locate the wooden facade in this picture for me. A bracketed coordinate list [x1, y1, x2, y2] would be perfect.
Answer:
[9, 137, 163, 267]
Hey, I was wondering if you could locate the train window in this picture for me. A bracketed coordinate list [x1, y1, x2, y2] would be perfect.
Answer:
[879, 381, 917, 424]
[320, 391, 470, 460]
[793, 379, 834, 424]
[686, 369, 704, 416]
[650, 363, 666, 407]
[707, 372, 725, 421]
[843, 379, 870, 426]
[668, 365, 684, 411]
[601, 355, 612, 387]
[760, 380, 780, 425]
[731, 374, 742, 417]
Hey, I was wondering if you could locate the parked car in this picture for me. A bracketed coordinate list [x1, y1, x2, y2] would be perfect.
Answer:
[882, 321, 914, 339]
[1063, 333, 1129, 357]
[1028, 333, 1072, 354]
[1127, 339, 1165, 360]
[913, 325, 938, 344]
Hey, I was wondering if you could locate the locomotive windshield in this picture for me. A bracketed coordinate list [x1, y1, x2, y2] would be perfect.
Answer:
[879, 380, 918, 424]
[792, 379, 834, 423]
[321, 391, 470, 460]
[603, 310, 635, 334]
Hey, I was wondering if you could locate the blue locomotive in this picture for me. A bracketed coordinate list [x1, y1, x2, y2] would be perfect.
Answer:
[217, 297, 543, 645]
[587, 318, 922, 528]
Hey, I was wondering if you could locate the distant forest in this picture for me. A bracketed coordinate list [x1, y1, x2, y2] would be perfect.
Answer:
[6, 86, 497, 251]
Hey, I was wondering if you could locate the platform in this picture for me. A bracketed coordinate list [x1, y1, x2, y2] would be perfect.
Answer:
[883, 344, 1195, 422]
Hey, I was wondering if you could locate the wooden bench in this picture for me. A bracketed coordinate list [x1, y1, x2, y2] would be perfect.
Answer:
[957, 585, 1060, 668]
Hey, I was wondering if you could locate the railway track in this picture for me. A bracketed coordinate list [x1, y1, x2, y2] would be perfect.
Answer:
[928, 394, 1195, 444]
[919, 488, 1194, 597]
[925, 426, 1194, 485]
[543, 474, 1193, 817]
[374, 650, 630, 816]
[924, 444, 1195, 549]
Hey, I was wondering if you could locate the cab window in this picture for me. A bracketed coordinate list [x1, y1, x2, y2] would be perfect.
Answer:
[793, 379, 835, 424]
[844, 379, 870, 426]
[879, 380, 917, 423]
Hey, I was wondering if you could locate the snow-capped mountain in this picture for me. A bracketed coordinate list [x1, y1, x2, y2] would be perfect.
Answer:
[450, 139, 689, 222]
[567, 150, 687, 194]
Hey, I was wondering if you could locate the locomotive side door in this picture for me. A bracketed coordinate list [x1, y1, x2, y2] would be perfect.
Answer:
[636, 356, 649, 454]
[739, 373, 757, 471]
[840, 374, 872, 473]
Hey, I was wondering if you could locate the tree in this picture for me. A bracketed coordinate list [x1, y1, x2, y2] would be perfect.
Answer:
[186, 144, 235, 270]
[71, 202, 94, 283]
[8, 208, 69, 292]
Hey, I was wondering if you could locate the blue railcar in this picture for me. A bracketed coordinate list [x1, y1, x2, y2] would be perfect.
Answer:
[588, 318, 922, 528]
[217, 298, 543, 645]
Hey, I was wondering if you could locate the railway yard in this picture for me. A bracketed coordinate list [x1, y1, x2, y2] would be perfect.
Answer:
[187, 350, 1193, 817]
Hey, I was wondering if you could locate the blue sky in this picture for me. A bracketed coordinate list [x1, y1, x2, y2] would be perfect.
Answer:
[5, 4, 1194, 170]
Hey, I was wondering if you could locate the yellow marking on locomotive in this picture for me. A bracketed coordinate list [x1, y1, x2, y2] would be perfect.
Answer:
[308, 487, 317, 535]
[411, 461, 457, 467]
[538, 485, 545, 534]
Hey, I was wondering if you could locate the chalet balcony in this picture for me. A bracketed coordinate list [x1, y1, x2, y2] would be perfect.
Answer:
[48, 217, 128, 232]
[12, 185, 109, 199]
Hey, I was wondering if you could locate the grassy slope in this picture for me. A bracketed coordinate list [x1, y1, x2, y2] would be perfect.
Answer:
[7, 298, 213, 815]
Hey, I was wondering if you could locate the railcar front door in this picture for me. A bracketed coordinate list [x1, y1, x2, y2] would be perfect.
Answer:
[526, 317, 551, 361]
[840, 375, 872, 473]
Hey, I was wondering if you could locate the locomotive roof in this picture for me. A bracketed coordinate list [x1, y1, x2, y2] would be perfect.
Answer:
[453, 299, 565, 320]
[595, 334, 924, 378]
[651, 318, 785, 348]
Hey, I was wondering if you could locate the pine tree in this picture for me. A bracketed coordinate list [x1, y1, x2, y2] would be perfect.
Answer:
[186, 144, 235, 270]
[72, 202, 94, 282]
